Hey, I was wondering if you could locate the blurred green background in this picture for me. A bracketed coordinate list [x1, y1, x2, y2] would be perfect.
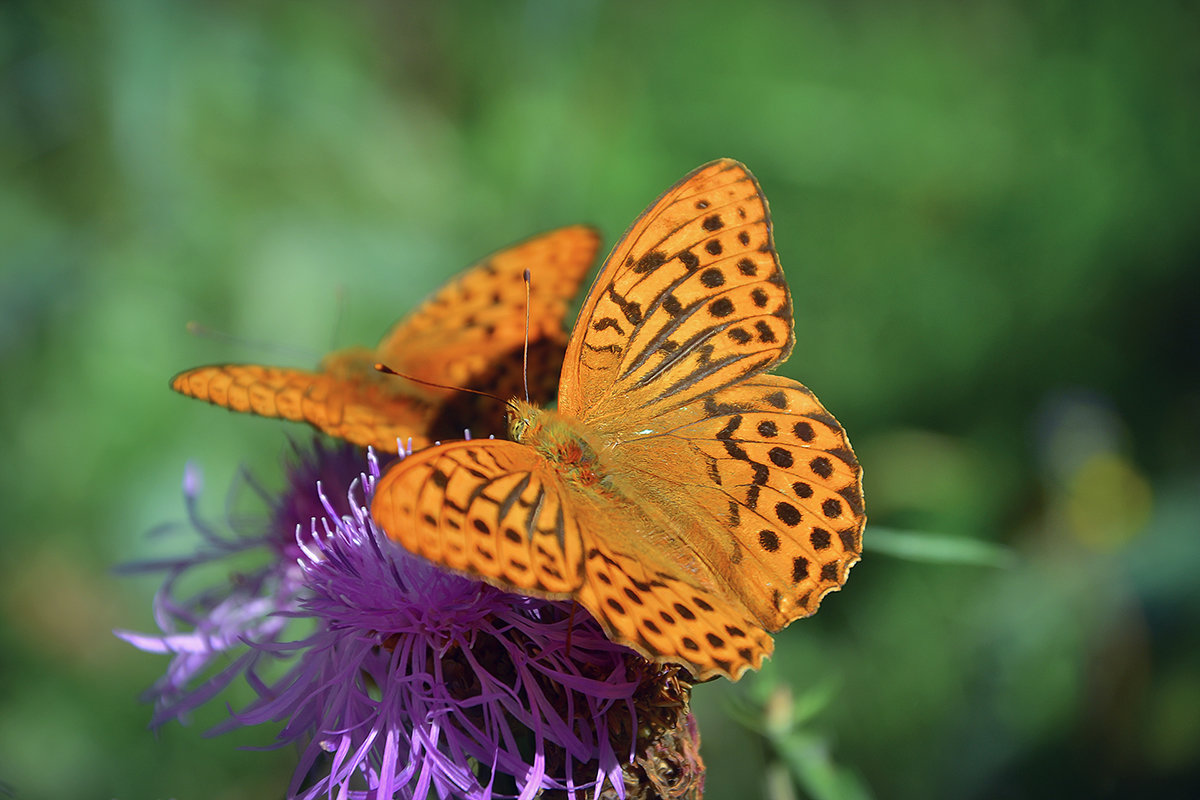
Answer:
[3, 1, 1198, 797]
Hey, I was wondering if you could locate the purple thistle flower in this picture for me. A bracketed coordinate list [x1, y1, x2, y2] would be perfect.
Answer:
[121, 441, 704, 799]
[115, 439, 370, 726]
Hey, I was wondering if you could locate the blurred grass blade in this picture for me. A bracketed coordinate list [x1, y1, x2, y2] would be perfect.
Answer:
[770, 729, 875, 800]
[866, 527, 1015, 567]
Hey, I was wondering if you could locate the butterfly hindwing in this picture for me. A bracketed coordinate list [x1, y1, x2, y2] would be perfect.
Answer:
[620, 375, 864, 628]
[371, 440, 585, 596]
[575, 537, 774, 680]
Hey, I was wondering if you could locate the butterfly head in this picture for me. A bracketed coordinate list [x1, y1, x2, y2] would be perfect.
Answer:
[506, 398, 541, 444]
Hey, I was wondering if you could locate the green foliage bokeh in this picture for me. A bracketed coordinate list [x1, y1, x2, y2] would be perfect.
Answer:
[2, 1, 1198, 797]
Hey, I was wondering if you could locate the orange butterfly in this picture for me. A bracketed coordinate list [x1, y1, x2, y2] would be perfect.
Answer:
[371, 161, 865, 680]
[171, 226, 600, 452]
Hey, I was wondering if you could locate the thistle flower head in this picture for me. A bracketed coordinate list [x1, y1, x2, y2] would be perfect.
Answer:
[121, 442, 704, 799]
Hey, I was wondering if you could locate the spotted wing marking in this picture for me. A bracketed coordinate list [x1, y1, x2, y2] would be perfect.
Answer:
[561, 160, 793, 418]
[575, 539, 774, 680]
[171, 226, 600, 451]
[384, 225, 602, 388]
[627, 375, 864, 626]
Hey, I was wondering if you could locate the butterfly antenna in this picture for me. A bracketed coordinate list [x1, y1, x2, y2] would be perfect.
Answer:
[522, 268, 531, 403]
[185, 321, 317, 361]
[330, 284, 347, 351]
[374, 362, 504, 403]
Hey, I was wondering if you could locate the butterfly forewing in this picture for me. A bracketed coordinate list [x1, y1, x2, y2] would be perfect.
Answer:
[372, 440, 585, 596]
[560, 161, 792, 420]
[385, 225, 601, 389]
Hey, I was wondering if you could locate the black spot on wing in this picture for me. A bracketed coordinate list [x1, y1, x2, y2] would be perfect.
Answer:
[776, 502, 802, 526]
[754, 320, 776, 343]
[768, 447, 793, 468]
[592, 317, 624, 335]
[758, 530, 780, 552]
[838, 485, 865, 516]
[838, 527, 861, 554]
[700, 268, 725, 288]
[793, 421, 815, 442]
[765, 391, 787, 409]
[792, 556, 808, 582]
[810, 457, 833, 479]
[632, 251, 668, 274]
[606, 285, 643, 325]
[709, 298, 734, 318]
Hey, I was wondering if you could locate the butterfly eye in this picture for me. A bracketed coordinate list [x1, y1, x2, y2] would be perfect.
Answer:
[507, 404, 527, 441]
[506, 399, 542, 443]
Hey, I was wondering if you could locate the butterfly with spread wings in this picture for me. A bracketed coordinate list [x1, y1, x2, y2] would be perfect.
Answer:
[171, 226, 600, 452]
[370, 161, 865, 681]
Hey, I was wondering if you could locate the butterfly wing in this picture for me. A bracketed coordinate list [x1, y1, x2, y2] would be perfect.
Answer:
[371, 439, 585, 596]
[372, 224, 601, 443]
[573, 532, 776, 680]
[380, 225, 601, 393]
[172, 226, 600, 451]
[615, 375, 864, 630]
[170, 359, 435, 450]
[558, 161, 790, 422]
[370, 435, 775, 680]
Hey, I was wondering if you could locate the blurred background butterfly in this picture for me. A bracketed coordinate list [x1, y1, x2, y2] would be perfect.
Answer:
[171, 226, 600, 452]
[372, 160, 866, 681]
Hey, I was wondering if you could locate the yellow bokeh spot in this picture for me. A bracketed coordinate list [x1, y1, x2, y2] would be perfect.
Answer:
[1066, 453, 1152, 550]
